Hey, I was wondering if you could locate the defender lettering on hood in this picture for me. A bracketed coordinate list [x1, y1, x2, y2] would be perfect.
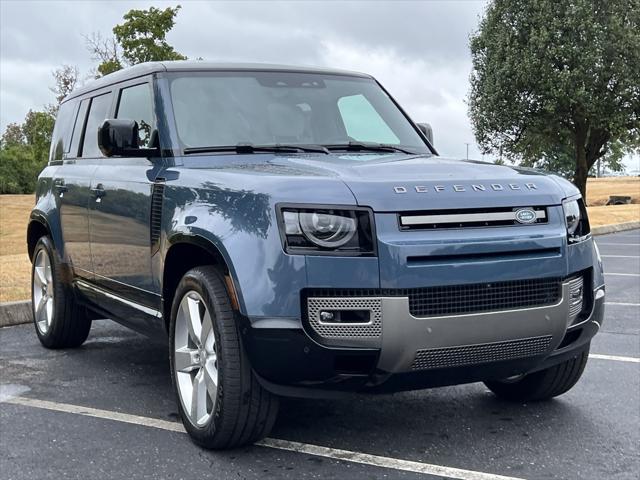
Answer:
[393, 182, 538, 194]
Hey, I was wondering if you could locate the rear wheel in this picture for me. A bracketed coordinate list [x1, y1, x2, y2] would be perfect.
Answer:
[484, 345, 590, 402]
[169, 266, 278, 449]
[31, 236, 91, 348]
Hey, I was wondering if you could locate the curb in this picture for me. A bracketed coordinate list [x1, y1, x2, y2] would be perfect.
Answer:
[592, 221, 640, 236]
[0, 300, 31, 328]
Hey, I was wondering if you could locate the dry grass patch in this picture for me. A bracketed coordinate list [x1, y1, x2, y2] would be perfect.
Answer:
[587, 204, 640, 228]
[0, 195, 33, 302]
[586, 177, 640, 206]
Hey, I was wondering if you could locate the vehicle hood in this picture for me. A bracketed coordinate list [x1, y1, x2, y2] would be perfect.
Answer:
[182, 153, 578, 211]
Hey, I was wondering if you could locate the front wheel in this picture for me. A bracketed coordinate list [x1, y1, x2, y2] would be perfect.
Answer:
[484, 345, 590, 402]
[169, 266, 278, 449]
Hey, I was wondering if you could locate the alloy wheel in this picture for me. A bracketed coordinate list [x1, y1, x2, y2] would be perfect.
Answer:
[33, 249, 54, 335]
[174, 291, 219, 427]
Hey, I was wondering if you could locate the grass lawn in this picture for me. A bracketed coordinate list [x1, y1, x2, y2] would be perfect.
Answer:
[1, 177, 638, 302]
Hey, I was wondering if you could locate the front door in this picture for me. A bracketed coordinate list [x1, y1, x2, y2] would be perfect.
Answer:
[88, 80, 162, 330]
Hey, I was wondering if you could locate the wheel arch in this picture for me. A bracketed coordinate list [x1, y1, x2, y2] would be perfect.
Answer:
[162, 233, 243, 332]
[27, 212, 54, 261]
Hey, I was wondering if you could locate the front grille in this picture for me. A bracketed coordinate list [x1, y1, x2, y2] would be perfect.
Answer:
[399, 206, 548, 231]
[405, 277, 561, 317]
[412, 335, 553, 370]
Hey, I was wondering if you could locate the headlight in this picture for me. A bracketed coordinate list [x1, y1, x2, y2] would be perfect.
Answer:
[279, 206, 375, 255]
[563, 197, 590, 242]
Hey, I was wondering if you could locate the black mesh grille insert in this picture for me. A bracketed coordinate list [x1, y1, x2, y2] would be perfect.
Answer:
[404, 277, 561, 317]
[304, 277, 562, 318]
[412, 335, 553, 370]
[150, 180, 165, 253]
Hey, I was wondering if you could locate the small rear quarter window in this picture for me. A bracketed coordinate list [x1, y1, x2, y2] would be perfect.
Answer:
[49, 100, 79, 161]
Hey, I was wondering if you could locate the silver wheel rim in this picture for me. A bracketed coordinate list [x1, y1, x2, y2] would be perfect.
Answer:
[32, 249, 54, 335]
[174, 290, 218, 427]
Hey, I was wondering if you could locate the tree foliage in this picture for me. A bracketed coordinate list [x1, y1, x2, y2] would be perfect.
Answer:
[50, 65, 79, 106]
[86, 5, 186, 77]
[1, 5, 187, 193]
[0, 110, 55, 193]
[114, 5, 187, 64]
[469, 0, 640, 199]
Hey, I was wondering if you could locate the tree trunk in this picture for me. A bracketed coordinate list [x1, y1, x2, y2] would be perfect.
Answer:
[574, 128, 589, 200]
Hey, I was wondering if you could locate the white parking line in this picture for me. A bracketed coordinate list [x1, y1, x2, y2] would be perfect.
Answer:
[1, 396, 524, 480]
[604, 273, 640, 277]
[605, 302, 640, 307]
[596, 243, 640, 246]
[589, 354, 640, 364]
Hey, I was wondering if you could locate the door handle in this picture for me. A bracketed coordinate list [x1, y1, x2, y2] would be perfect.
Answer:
[91, 184, 106, 201]
[53, 179, 68, 195]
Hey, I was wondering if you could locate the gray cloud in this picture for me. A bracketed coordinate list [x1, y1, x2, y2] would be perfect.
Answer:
[0, 0, 505, 163]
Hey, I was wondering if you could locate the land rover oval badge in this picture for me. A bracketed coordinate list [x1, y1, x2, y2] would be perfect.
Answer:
[515, 208, 537, 224]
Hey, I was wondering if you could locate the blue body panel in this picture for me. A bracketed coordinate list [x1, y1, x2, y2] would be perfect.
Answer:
[146, 153, 600, 320]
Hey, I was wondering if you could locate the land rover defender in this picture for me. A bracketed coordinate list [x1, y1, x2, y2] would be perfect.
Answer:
[28, 62, 604, 449]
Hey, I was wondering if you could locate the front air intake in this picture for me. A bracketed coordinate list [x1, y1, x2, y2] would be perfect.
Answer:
[412, 336, 553, 370]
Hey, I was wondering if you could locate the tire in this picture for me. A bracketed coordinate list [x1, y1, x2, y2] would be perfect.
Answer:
[31, 236, 91, 349]
[169, 266, 278, 449]
[484, 345, 590, 402]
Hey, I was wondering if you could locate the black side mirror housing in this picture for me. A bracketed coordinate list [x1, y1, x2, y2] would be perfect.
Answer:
[417, 123, 434, 146]
[98, 119, 159, 157]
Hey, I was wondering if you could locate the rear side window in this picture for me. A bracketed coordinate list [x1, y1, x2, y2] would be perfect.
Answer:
[80, 93, 112, 158]
[116, 83, 155, 148]
[49, 100, 78, 161]
[69, 99, 90, 158]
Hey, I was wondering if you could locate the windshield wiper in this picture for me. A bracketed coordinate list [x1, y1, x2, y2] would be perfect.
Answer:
[323, 141, 415, 155]
[183, 143, 329, 155]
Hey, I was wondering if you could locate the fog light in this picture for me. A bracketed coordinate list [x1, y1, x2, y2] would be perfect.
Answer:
[319, 311, 335, 322]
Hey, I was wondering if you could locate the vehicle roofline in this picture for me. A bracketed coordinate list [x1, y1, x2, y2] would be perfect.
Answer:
[61, 61, 373, 104]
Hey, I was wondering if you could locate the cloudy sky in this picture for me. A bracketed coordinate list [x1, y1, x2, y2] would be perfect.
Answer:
[1, 0, 638, 170]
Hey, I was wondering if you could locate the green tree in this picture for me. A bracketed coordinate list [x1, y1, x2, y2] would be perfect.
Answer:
[0, 110, 55, 194]
[0, 122, 25, 148]
[87, 5, 186, 77]
[23, 110, 55, 165]
[49, 64, 79, 109]
[0, 144, 41, 194]
[469, 0, 640, 200]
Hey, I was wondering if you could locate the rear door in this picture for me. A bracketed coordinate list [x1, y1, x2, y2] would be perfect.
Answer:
[88, 78, 162, 320]
[52, 95, 104, 279]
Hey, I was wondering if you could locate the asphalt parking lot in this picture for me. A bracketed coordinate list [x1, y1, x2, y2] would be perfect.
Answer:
[1, 230, 638, 480]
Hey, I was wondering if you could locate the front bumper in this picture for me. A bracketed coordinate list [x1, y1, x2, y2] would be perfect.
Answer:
[242, 280, 604, 398]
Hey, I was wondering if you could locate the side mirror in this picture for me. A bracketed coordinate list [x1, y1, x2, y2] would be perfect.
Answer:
[417, 123, 434, 146]
[98, 119, 159, 157]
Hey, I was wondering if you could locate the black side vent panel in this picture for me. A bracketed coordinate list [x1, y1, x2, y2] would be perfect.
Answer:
[150, 180, 165, 253]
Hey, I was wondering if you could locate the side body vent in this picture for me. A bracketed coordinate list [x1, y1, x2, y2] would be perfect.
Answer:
[150, 179, 165, 254]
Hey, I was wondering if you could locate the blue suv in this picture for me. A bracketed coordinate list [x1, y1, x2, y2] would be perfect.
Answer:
[28, 62, 605, 449]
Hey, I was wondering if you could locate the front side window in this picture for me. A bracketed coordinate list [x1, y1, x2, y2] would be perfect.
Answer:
[116, 83, 155, 148]
[81, 93, 112, 158]
[169, 71, 429, 155]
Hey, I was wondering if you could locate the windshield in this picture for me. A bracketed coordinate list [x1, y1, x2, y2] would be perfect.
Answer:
[168, 71, 430, 154]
